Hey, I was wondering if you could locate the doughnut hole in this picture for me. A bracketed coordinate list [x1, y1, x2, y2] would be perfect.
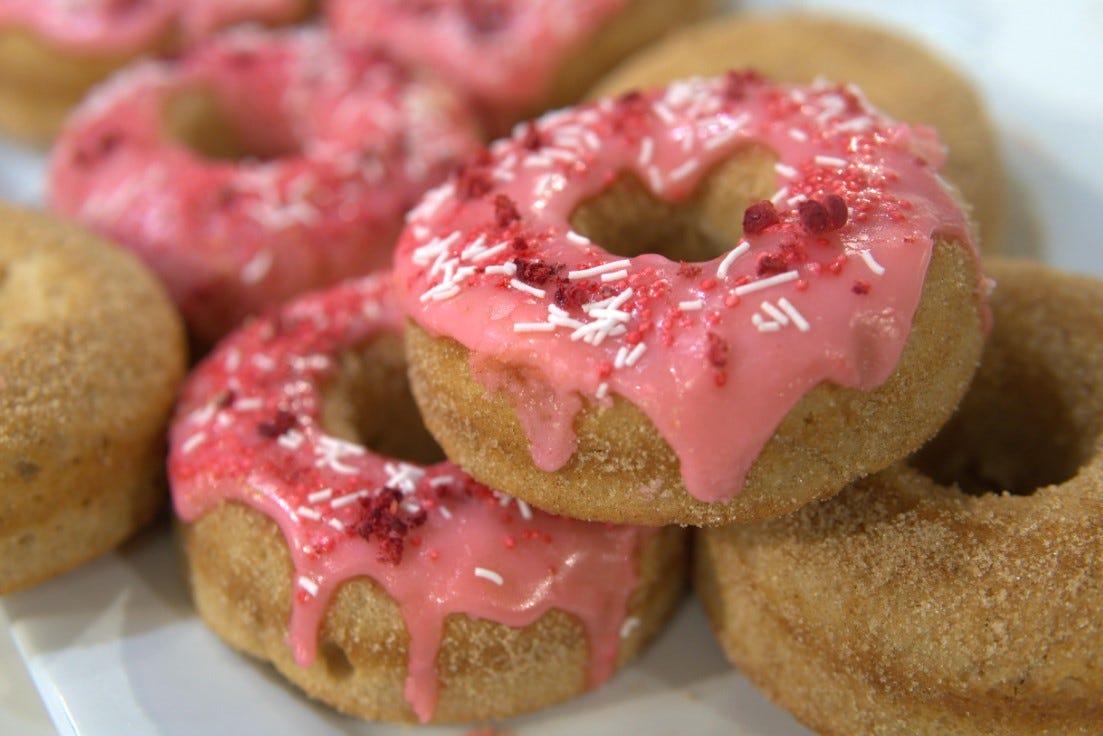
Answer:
[321, 333, 445, 465]
[912, 261, 1103, 496]
[163, 86, 299, 162]
[569, 145, 777, 262]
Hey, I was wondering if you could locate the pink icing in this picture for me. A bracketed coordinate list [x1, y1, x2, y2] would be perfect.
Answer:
[168, 273, 651, 723]
[0, 0, 307, 53]
[326, 0, 627, 127]
[48, 27, 482, 344]
[391, 74, 981, 504]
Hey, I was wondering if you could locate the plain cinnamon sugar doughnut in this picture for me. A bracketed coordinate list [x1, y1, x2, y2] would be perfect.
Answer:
[394, 75, 988, 526]
[49, 27, 481, 346]
[695, 259, 1103, 735]
[0, 0, 312, 145]
[326, 0, 717, 135]
[590, 12, 1007, 251]
[0, 203, 186, 595]
[170, 273, 686, 723]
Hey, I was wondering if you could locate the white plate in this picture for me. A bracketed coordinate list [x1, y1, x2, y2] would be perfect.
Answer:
[2, 2, 1101, 734]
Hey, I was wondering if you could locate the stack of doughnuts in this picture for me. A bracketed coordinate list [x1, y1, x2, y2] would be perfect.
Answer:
[2, 2, 1099, 733]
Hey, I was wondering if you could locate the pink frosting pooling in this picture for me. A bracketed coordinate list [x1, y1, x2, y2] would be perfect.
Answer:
[0, 0, 307, 53]
[326, 0, 627, 124]
[168, 272, 651, 723]
[49, 27, 482, 344]
[391, 74, 981, 504]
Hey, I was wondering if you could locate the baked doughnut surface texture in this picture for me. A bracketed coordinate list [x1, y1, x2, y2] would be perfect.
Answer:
[326, 0, 715, 134]
[0, 0, 312, 144]
[169, 273, 684, 723]
[591, 12, 1006, 250]
[0, 203, 186, 594]
[49, 27, 482, 346]
[696, 259, 1103, 735]
[394, 75, 987, 526]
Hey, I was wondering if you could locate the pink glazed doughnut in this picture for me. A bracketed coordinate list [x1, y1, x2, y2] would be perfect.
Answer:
[394, 73, 988, 527]
[325, 0, 715, 135]
[0, 0, 313, 144]
[169, 273, 686, 723]
[49, 27, 482, 347]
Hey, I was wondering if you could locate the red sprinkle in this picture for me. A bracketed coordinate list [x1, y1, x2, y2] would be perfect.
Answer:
[852, 280, 871, 295]
[494, 194, 520, 227]
[743, 200, 780, 234]
[677, 262, 703, 279]
[455, 164, 493, 200]
[824, 194, 849, 229]
[503, 535, 516, 549]
[756, 253, 788, 276]
[519, 120, 542, 151]
[706, 332, 729, 368]
[800, 196, 849, 234]
[257, 409, 296, 438]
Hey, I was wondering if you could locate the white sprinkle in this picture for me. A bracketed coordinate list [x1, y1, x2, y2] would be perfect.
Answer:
[429, 476, 455, 488]
[678, 299, 704, 311]
[224, 347, 242, 372]
[704, 126, 740, 152]
[638, 137, 655, 167]
[620, 617, 641, 639]
[180, 432, 205, 455]
[240, 250, 273, 284]
[484, 262, 518, 276]
[761, 301, 790, 325]
[307, 488, 333, 504]
[472, 242, 510, 262]
[647, 166, 663, 193]
[814, 155, 848, 169]
[438, 505, 453, 520]
[516, 498, 533, 521]
[251, 354, 276, 371]
[835, 117, 872, 133]
[778, 298, 811, 331]
[624, 343, 648, 368]
[774, 163, 798, 179]
[734, 271, 800, 296]
[460, 234, 489, 259]
[296, 506, 322, 521]
[327, 518, 346, 532]
[614, 345, 629, 370]
[653, 102, 676, 126]
[568, 259, 632, 281]
[787, 193, 809, 208]
[278, 429, 304, 450]
[858, 250, 886, 276]
[788, 128, 809, 142]
[669, 159, 700, 183]
[600, 269, 629, 283]
[298, 576, 319, 597]
[509, 279, 547, 298]
[717, 242, 751, 279]
[331, 489, 369, 509]
[514, 322, 556, 333]
[595, 382, 609, 400]
[583, 130, 602, 151]
[770, 187, 790, 207]
[752, 314, 782, 332]
[566, 230, 591, 246]
[474, 567, 505, 586]
[233, 397, 263, 412]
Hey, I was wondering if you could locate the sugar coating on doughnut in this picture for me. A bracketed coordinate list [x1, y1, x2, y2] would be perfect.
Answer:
[392, 74, 980, 504]
[0, 0, 307, 52]
[169, 273, 654, 723]
[696, 261, 1103, 734]
[327, 0, 628, 111]
[49, 26, 482, 344]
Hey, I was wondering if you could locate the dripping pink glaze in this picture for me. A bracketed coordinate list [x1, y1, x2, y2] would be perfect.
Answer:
[168, 273, 650, 723]
[326, 0, 627, 125]
[0, 0, 306, 53]
[47, 27, 482, 345]
[391, 74, 983, 504]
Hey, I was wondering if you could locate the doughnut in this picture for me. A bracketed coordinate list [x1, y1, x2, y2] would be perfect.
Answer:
[0, 203, 186, 595]
[169, 272, 686, 723]
[0, 0, 312, 145]
[325, 0, 716, 135]
[695, 258, 1103, 734]
[590, 12, 1007, 251]
[393, 74, 988, 526]
[48, 27, 482, 347]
